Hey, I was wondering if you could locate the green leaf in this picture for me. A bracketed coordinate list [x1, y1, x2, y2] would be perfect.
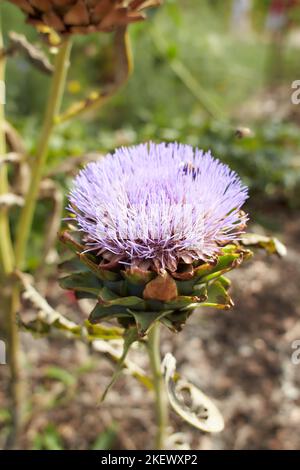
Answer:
[59, 272, 102, 296]
[75, 291, 99, 300]
[193, 262, 215, 279]
[104, 280, 127, 296]
[106, 296, 145, 308]
[101, 327, 139, 402]
[165, 296, 202, 310]
[218, 275, 231, 289]
[79, 253, 121, 281]
[89, 303, 131, 324]
[45, 366, 76, 387]
[126, 309, 173, 337]
[160, 309, 192, 332]
[175, 278, 197, 296]
[33, 424, 64, 451]
[59, 256, 89, 273]
[0, 408, 11, 425]
[99, 287, 145, 309]
[201, 280, 233, 309]
[200, 253, 241, 282]
[91, 424, 118, 450]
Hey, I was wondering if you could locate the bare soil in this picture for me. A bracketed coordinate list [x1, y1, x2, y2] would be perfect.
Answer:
[1, 208, 300, 450]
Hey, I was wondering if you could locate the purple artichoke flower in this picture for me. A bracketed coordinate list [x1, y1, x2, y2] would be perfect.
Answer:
[68, 142, 248, 272]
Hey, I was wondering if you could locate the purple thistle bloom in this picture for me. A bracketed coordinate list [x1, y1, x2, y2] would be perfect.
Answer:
[68, 143, 248, 271]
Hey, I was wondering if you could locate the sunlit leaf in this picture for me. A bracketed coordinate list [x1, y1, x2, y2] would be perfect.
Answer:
[201, 280, 233, 309]
[241, 233, 287, 257]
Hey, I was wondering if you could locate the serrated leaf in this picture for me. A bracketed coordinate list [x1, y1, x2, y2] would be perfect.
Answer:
[200, 253, 241, 282]
[106, 296, 145, 308]
[79, 252, 120, 281]
[175, 278, 197, 296]
[98, 287, 145, 309]
[104, 280, 127, 296]
[126, 309, 173, 337]
[165, 296, 202, 310]
[59, 256, 89, 274]
[59, 272, 102, 296]
[193, 262, 215, 279]
[162, 353, 224, 433]
[160, 309, 192, 332]
[201, 280, 233, 309]
[89, 303, 131, 323]
[144, 298, 177, 312]
[98, 286, 119, 301]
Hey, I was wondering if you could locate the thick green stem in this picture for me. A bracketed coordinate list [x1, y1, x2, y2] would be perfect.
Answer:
[15, 38, 72, 269]
[5, 286, 22, 449]
[147, 322, 168, 450]
[0, 13, 21, 449]
[0, 14, 14, 274]
[5, 38, 71, 448]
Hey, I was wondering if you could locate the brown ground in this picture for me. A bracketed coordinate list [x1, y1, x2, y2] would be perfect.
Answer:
[0, 208, 300, 450]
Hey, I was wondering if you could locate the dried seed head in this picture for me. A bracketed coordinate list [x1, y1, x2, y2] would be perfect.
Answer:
[8, 0, 161, 36]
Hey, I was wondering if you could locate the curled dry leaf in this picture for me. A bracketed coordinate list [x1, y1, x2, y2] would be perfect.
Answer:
[241, 233, 287, 257]
[162, 353, 224, 433]
[0, 193, 24, 208]
[8, 32, 54, 74]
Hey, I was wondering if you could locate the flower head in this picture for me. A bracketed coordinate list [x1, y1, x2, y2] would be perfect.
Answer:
[9, 0, 161, 36]
[68, 143, 248, 272]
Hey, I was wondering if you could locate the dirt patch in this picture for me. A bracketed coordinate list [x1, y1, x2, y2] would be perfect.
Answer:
[1, 210, 300, 450]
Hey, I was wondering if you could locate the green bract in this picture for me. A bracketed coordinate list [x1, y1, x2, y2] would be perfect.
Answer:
[59, 229, 253, 337]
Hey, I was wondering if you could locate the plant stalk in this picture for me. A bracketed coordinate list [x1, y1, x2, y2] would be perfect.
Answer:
[0, 13, 14, 274]
[0, 12, 22, 449]
[5, 37, 72, 448]
[15, 38, 72, 269]
[147, 322, 168, 450]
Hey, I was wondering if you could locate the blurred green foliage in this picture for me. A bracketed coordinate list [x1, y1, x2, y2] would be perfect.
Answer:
[33, 424, 64, 450]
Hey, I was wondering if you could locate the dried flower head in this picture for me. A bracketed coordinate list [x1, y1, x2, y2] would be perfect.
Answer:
[8, 0, 161, 36]
[68, 143, 248, 272]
